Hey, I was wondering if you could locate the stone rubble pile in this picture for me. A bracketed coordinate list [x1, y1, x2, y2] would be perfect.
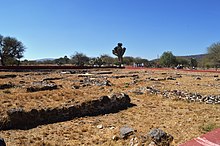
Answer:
[26, 81, 59, 92]
[112, 74, 139, 79]
[115, 126, 174, 146]
[146, 74, 183, 82]
[130, 86, 220, 104]
[80, 78, 112, 87]
[162, 90, 220, 104]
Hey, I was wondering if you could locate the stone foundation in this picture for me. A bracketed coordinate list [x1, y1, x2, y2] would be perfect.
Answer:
[0, 93, 133, 130]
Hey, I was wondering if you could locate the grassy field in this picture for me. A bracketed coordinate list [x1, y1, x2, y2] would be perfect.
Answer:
[0, 69, 219, 145]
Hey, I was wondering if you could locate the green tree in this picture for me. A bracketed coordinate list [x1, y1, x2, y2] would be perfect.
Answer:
[201, 56, 211, 69]
[176, 57, 189, 67]
[190, 58, 198, 68]
[135, 57, 148, 65]
[55, 55, 70, 65]
[159, 51, 177, 67]
[148, 60, 159, 68]
[71, 52, 89, 66]
[123, 56, 135, 65]
[93, 57, 104, 67]
[0, 35, 26, 66]
[100, 54, 114, 66]
[207, 42, 220, 70]
[63, 55, 70, 64]
[112, 43, 126, 67]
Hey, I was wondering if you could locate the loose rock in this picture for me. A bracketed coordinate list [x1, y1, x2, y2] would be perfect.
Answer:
[195, 77, 201, 80]
[0, 137, 6, 146]
[130, 137, 139, 146]
[166, 76, 176, 80]
[72, 85, 80, 89]
[97, 124, 103, 129]
[112, 135, 119, 141]
[148, 128, 173, 146]
[120, 126, 134, 139]
[214, 78, 220, 81]
[0, 83, 14, 90]
[43, 77, 62, 81]
[81, 78, 112, 86]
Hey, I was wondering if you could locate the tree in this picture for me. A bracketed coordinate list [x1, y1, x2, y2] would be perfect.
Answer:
[159, 51, 177, 67]
[63, 55, 70, 64]
[134, 57, 149, 67]
[93, 57, 104, 67]
[0, 35, 26, 66]
[190, 58, 198, 69]
[71, 52, 89, 66]
[100, 54, 115, 66]
[207, 42, 220, 70]
[112, 43, 126, 67]
[123, 56, 135, 65]
[176, 57, 189, 67]
[54, 55, 70, 65]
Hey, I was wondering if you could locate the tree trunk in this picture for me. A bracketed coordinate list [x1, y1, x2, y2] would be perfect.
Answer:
[0, 55, 5, 66]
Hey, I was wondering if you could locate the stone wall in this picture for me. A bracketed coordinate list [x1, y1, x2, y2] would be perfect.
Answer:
[130, 86, 220, 104]
[0, 93, 133, 130]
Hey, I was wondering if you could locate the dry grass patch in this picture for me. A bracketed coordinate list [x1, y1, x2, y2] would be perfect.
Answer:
[0, 69, 219, 145]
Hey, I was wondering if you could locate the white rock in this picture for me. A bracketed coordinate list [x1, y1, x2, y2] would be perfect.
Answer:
[112, 135, 119, 141]
[97, 124, 103, 129]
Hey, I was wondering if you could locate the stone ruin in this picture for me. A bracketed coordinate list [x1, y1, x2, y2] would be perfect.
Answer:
[0, 82, 14, 90]
[130, 86, 220, 104]
[0, 74, 17, 79]
[26, 81, 59, 92]
[0, 93, 133, 130]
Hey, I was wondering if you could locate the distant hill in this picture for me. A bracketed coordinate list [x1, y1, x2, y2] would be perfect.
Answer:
[177, 54, 207, 60]
[151, 54, 207, 62]
[35, 58, 55, 62]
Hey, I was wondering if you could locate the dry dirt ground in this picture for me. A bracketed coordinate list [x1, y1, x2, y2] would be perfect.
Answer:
[0, 68, 220, 146]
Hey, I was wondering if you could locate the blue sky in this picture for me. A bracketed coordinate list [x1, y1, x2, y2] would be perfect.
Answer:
[1, 0, 220, 60]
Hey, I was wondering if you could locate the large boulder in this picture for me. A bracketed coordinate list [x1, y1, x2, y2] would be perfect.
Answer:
[0, 137, 6, 146]
[148, 128, 173, 146]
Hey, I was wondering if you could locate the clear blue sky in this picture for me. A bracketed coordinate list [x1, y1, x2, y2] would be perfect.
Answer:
[1, 0, 220, 60]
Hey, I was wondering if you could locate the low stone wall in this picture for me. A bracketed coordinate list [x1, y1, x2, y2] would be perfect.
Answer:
[0, 83, 14, 90]
[0, 93, 133, 130]
[130, 86, 220, 104]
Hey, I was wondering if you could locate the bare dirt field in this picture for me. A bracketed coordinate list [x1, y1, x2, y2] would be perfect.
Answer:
[0, 68, 220, 145]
